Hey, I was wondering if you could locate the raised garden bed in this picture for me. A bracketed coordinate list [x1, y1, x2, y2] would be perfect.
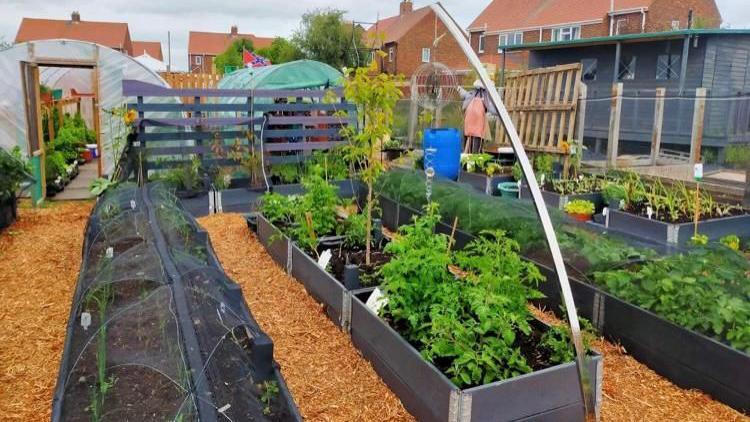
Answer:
[378, 191, 750, 414]
[350, 288, 602, 422]
[458, 171, 513, 195]
[606, 209, 750, 245]
[520, 185, 604, 211]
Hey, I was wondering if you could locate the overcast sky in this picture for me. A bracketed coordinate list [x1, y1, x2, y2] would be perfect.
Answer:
[1, 0, 748, 71]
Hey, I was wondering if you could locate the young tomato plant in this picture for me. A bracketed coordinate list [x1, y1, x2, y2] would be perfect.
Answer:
[335, 59, 403, 265]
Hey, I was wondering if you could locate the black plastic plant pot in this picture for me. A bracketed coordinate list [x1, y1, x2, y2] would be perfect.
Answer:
[532, 262, 750, 413]
[245, 213, 259, 232]
[257, 214, 290, 268]
[520, 185, 605, 212]
[0, 195, 17, 230]
[606, 209, 750, 245]
[458, 171, 514, 196]
[350, 289, 603, 422]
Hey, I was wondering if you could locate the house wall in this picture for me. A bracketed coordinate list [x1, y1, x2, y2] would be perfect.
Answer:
[646, 0, 722, 32]
[188, 54, 216, 73]
[391, 12, 469, 76]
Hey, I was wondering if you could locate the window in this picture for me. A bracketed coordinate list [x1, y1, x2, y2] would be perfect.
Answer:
[618, 56, 637, 80]
[581, 58, 598, 81]
[671, 20, 681, 30]
[478, 33, 486, 53]
[498, 32, 524, 52]
[388, 47, 395, 63]
[551, 26, 580, 42]
[194, 55, 202, 65]
[615, 19, 626, 35]
[656, 54, 681, 80]
[421, 48, 431, 63]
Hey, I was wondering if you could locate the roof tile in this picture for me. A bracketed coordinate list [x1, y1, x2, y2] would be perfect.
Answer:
[132, 41, 163, 61]
[15, 17, 131, 51]
[188, 31, 274, 56]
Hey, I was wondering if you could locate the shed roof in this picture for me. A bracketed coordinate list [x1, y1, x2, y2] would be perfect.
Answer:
[468, 0, 654, 33]
[364, 6, 432, 47]
[132, 41, 163, 61]
[503, 28, 750, 51]
[188, 31, 274, 56]
[15, 17, 130, 51]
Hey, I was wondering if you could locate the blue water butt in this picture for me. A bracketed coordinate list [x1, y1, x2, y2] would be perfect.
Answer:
[423, 128, 461, 180]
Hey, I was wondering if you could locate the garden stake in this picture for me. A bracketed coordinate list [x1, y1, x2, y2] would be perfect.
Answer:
[447, 216, 458, 253]
[694, 182, 700, 237]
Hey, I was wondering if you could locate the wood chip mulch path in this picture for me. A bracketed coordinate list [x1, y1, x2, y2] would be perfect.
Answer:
[199, 213, 414, 422]
[0, 200, 93, 421]
[530, 307, 749, 421]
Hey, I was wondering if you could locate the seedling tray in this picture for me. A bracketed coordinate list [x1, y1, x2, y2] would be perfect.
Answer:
[532, 261, 750, 414]
[520, 185, 604, 211]
[458, 171, 513, 195]
[350, 289, 602, 422]
[606, 209, 750, 245]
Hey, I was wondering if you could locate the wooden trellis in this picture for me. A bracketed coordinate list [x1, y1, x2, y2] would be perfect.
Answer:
[498, 63, 582, 156]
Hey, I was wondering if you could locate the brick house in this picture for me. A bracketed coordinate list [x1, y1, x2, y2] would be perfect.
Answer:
[188, 26, 274, 74]
[365, 0, 469, 76]
[14, 12, 161, 58]
[132, 41, 164, 61]
[468, 0, 721, 70]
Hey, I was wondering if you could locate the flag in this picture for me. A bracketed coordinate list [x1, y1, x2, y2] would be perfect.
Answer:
[243, 48, 271, 68]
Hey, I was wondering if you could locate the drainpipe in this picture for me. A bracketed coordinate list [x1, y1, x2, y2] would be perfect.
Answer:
[641, 8, 646, 33]
[613, 41, 621, 83]
[609, 0, 615, 36]
[539, 27, 543, 42]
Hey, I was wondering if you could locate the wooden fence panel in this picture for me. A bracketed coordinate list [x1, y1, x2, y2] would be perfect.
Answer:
[158, 72, 222, 104]
[499, 63, 582, 155]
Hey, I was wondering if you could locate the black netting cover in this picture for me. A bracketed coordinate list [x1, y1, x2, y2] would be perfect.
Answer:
[52, 182, 299, 421]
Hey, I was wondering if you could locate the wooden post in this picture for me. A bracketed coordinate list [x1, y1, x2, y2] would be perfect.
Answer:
[607, 83, 623, 168]
[576, 83, 587, 146]
[650, 88, 666, 165]
[689, 87, 707, 164]
[407, 78, 418, 148]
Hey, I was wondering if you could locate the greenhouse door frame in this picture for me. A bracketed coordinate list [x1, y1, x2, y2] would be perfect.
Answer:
[21, 57, 103, 199]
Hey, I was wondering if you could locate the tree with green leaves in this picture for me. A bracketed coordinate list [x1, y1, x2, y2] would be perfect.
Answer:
[335, 58, 403, 264]
[292, 9, 366, 70]
[256, 37, 303, 65]
[214, 38, 255, 75]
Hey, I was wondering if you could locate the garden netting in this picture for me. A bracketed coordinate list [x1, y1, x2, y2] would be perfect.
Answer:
[53, 182, 297, 421]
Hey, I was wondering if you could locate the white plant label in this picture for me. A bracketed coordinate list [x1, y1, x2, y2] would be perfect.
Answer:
[130, 200, 136, 210]
[366, 287, 388, 315]
[694, 163, 704, 181]
[602, 207, 609, 217]
[647, 206, 653, 220]
[317, 249, 332, 269]
[540, 174, 545, 185]
[218, 404, 231, 413]
[80, 312, 91, 331]
[105, 247, 114, 259]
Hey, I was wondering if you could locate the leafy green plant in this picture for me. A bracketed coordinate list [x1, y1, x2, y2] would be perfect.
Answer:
[290, 173, 340, 253]
[89, 178, 118, 197]
[380, 204, 587, 388]
[564, 200, 595, 216]
[594, 246, 750, 353]
[260, 380, 279, 416]
[725, 144, 750, 169]
[602, 182, 626, 205]
[533, 153, 555, 182]
[0, 147, 32, 200]
[271, 163, 301, 184]
[720, 234, 740, 251]
[260, 192, 296, 226]
[691, 234, 709, 246]
[343, 212, 367, 248]
[511, 161, 523, 182]
[336, 59, 403, 265]
[460, 153, 493, 173]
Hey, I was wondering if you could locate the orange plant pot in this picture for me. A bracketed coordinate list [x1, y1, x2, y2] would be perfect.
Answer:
[568, 212, 592, 222]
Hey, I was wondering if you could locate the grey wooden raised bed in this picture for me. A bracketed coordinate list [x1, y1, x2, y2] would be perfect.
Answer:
[458, 171, 513, 195]
[257, 214, 290, 269]
[532, 261, 750, 414]
[520, 185, 604, 211]
[381, 194, 750, 414]
[606, 209, 750, 245]
[350, 288, 603, 422]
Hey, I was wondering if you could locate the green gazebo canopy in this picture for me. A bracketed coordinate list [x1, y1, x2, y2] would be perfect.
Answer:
[217, 59, 343, 90]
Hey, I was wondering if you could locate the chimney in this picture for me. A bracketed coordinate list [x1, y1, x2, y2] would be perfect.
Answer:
[71, 11, 80, 23]
[399, 0, 413, 15]
[230, 25, 238, 36]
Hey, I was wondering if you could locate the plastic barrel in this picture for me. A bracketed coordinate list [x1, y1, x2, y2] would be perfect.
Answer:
[423, 128, 461, 180]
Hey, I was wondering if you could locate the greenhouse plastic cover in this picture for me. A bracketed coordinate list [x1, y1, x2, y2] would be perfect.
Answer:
[217, 60, 343, 91]
[0, 40, 179, 175]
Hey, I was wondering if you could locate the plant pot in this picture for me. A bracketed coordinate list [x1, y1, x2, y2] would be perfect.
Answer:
[0, 195, 17, 230]
[520, 185, 605, 212]
[458, 171, 513, 195]
[497, 182, 520, 198]
[568, 213, 592, 222]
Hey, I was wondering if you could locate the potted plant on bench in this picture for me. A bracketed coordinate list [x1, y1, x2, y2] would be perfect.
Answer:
[0, 147, 32, 230]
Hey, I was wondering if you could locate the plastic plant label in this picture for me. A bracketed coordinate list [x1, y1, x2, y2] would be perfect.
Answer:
[218, 404, 231, 413]
[602, 207, 609, 217]
[366, 287, 388, 315]
[694, 163, 704, 181]
[130, 200, 136, 210]
[317, 249, 332, 269]
[105, 247, 114, 259]
[647, 206, 653, 220]
[540, 174, 546, 185]
[80, 312, 91, 331]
